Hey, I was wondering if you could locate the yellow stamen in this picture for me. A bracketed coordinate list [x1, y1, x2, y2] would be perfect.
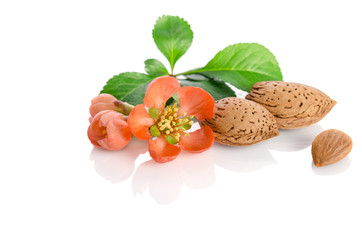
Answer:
[152, 103, 196, 140]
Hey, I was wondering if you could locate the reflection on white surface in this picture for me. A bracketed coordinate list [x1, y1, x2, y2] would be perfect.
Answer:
[132, 152, 215, 205]
[267, 124, 324, 152]
[88, 123, 349, 204]
[180, 153, 215, 189]
[90, 138, 148, 183]
[311, 156, 352, 176]
[89, 137, 283, 204]
[213, 142, 277, 172]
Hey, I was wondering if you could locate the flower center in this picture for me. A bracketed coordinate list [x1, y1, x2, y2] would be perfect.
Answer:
[150, 102, 194, 143]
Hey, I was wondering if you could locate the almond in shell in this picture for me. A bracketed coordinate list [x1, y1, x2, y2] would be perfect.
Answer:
[200, 97, 279, 146]
[312, 129, 352, 167]
[245, 81, 336, 129]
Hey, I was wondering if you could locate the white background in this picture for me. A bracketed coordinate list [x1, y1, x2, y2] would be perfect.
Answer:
[1, 0, 361, 239]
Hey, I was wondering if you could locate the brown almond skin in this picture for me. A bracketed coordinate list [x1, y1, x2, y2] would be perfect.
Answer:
[245, 81, 337, 129]
[312, 129, 352, 167]
[200, 97, 279, 146]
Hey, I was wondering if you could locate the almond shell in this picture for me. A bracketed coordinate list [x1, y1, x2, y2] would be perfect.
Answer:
[200, 97, 279, 146]
[245, 81, 336, 129]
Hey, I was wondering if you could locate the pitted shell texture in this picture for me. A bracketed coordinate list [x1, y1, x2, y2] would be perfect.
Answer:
[245, 81, 336, 129]
[200, 97, 279, 146]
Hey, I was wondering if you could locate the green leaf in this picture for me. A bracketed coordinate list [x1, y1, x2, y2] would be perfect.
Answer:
[178, 43, 283, 92]
[171, 93, 179, 105]
[100, 72, 155, 106]
[152, 15, 193, 73]
[165, 97, 176, 106]
[144, 59, 169, 76]
[178, 74, 236, 100]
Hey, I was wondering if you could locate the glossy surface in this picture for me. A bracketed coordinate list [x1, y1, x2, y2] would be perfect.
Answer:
[1, 1, 361, 239]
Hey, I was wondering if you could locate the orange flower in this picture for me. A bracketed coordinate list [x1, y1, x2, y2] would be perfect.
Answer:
[89, 93, 134, 122]
[128, 76, 215, 163]
[88, 110, 132, 151]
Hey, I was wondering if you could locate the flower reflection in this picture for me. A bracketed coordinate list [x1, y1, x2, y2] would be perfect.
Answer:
[90, 138, 148, 183]
[89, 136, 280, 205]
[132, 152, 215, 205]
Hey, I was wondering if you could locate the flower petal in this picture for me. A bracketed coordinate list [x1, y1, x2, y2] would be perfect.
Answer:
[98, 110, 121, 127]
[179, 126, 214, 153]
[128, 104, 155, 140]
[98, 117, 132, 150]
[91, 93, 117, 104]
[88, 110, 110, 137]
[177, 86, 215, 121]
[148, 136, 181, 163]
[87, 125, 102, 148]
[89, 102, 117, 118]
[143, 76, 180, 109]
[88, 110, 131, 150]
